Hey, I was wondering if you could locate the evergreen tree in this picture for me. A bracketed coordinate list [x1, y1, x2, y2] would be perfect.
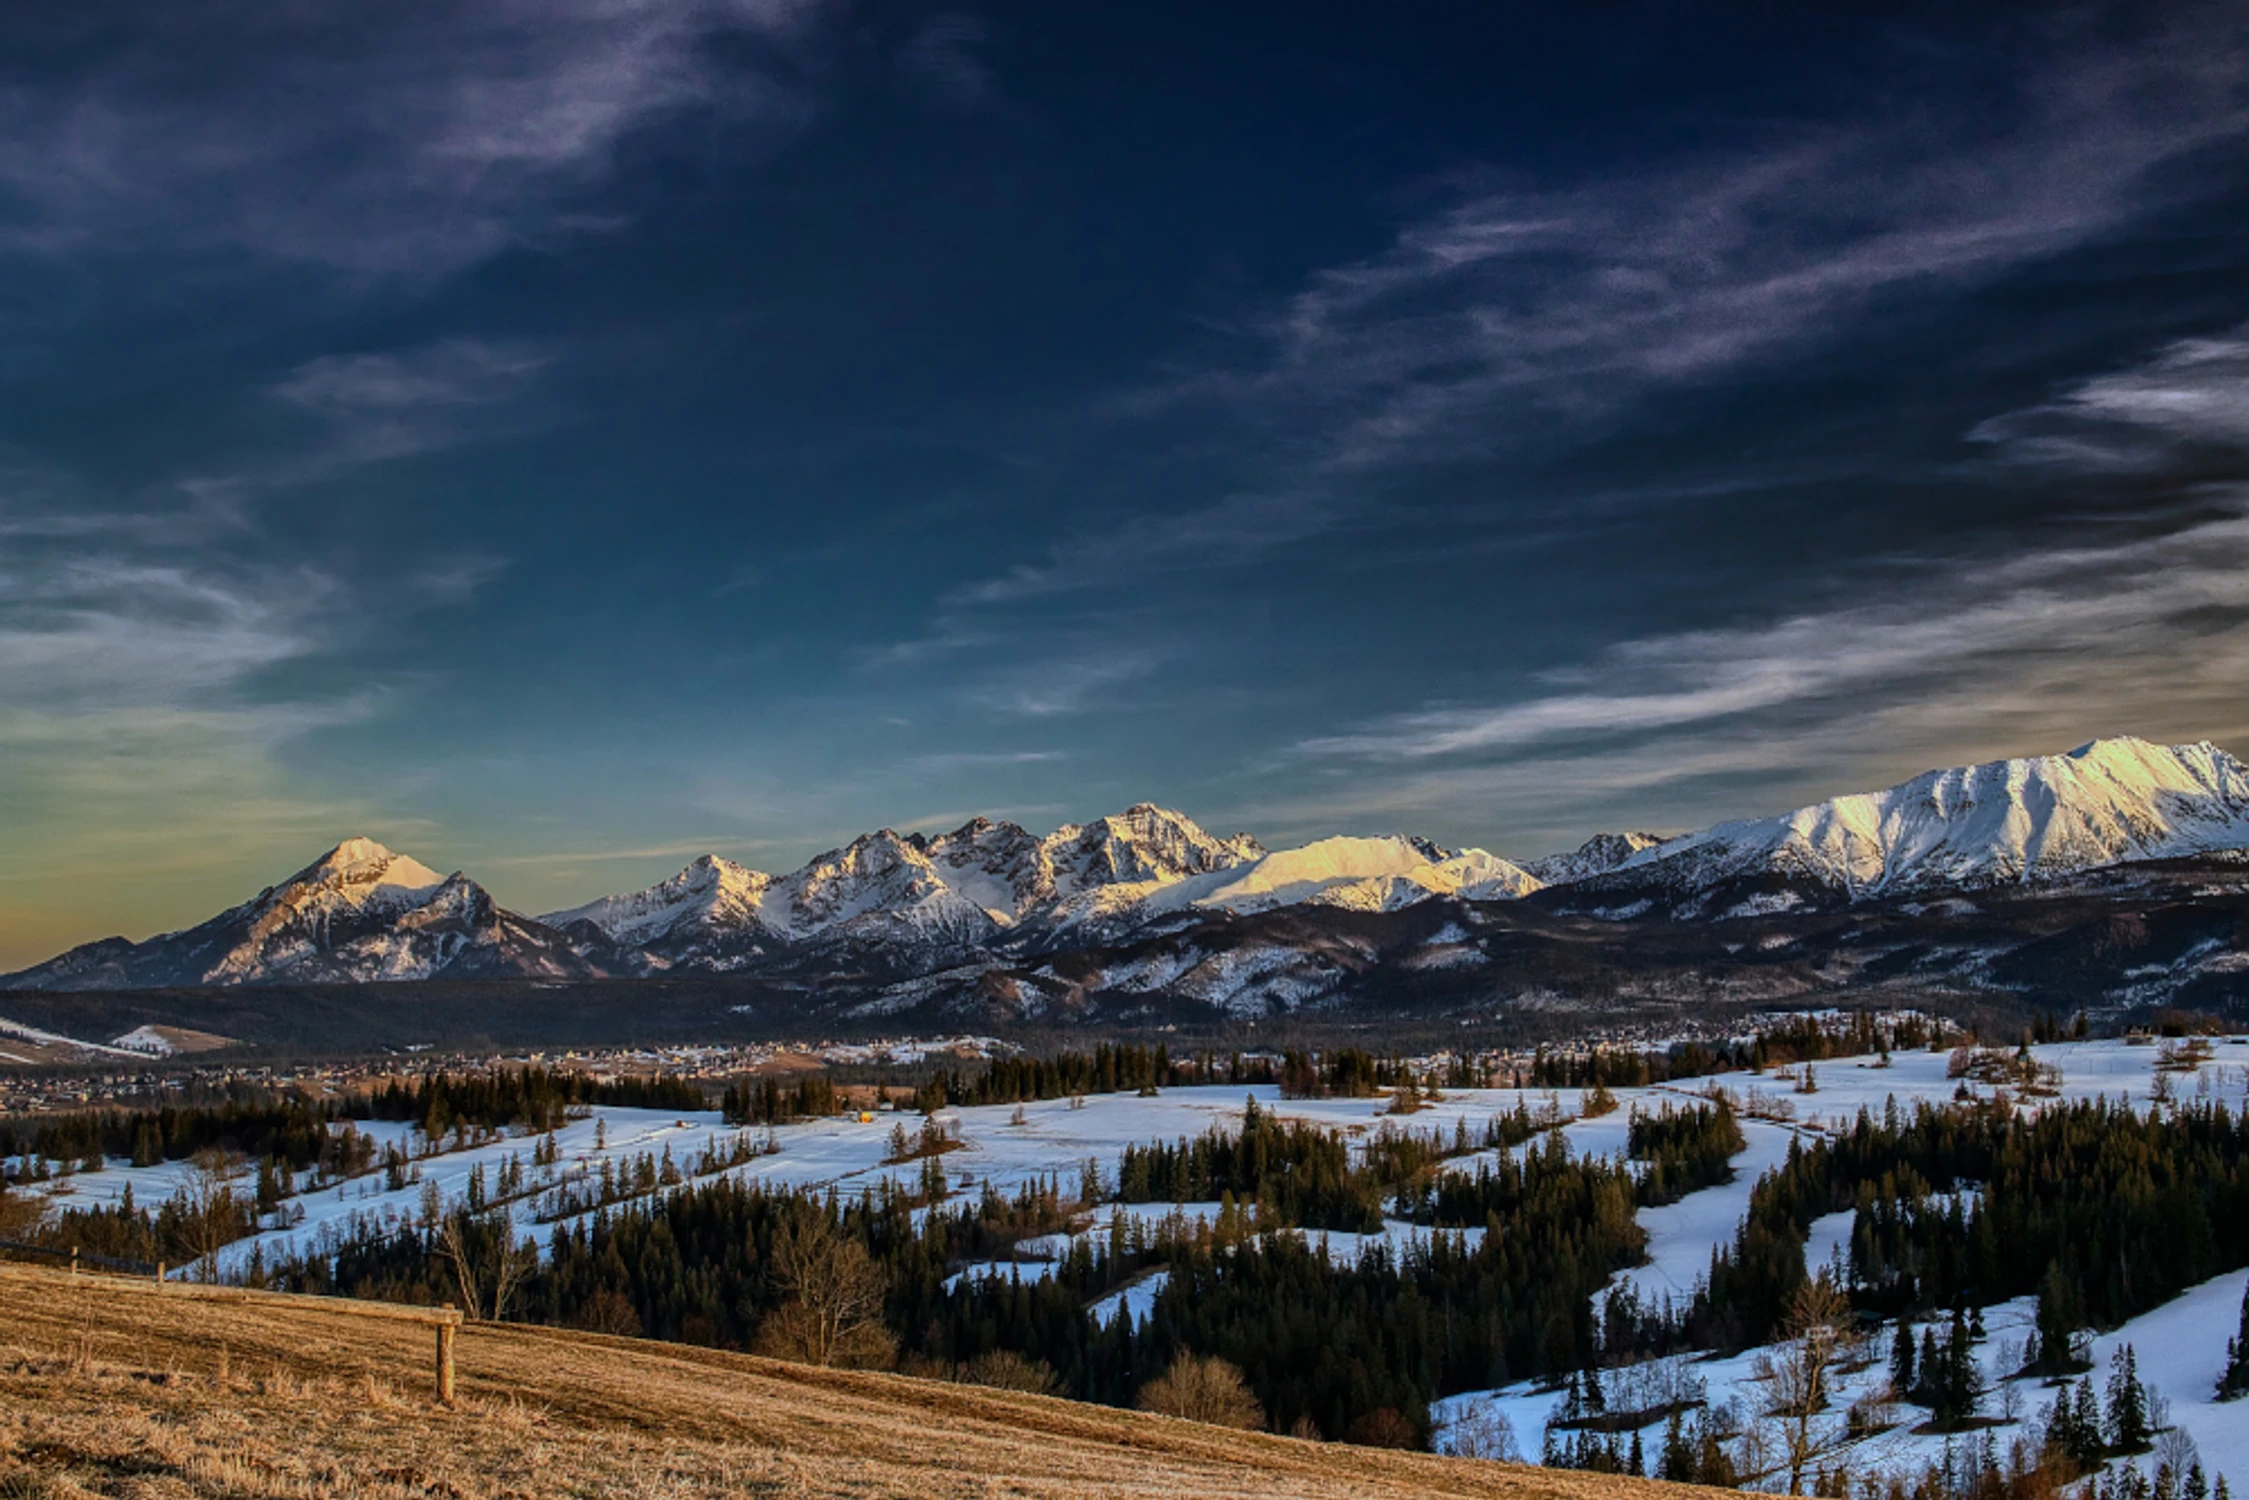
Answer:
[2043, 1378, 2104, 1471]
[1694, 1416, 1738, 1488]
[2218, 1281, 2249, 1401]
[1659, 1410, 1694, 1481]
[2107, 1344, 2151, 1454]
[2072, 1378, 2104, 1464]
[254, 1156, 283, 1217]
[1930, 1309, 1983, 1430]
[1892, 1319, 1917, 1397]
[2035, 1259, 2084, 1373]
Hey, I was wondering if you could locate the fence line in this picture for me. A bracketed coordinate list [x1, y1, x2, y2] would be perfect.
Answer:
[0, 1236, 155, 1275]
[0, 1259, 464, 1405]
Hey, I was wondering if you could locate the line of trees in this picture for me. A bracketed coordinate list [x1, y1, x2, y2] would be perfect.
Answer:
[918, 1044, 1274, 1108]
[371, 1067, 702, 1136]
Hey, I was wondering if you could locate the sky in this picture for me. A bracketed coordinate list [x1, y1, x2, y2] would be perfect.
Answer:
[5, 1, 2249, 965]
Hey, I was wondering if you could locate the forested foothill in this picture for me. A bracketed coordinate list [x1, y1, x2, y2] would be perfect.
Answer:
[4, 1012, 2246, 1497]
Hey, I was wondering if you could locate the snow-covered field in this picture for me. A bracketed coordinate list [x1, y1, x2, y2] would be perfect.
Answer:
[23, 1036, 2249, 1485]
[31, 1037, 2249, 1280]
[1420, 1037, 2249, 1487]
[1433, 1271, 2249, 1489]
[1608, 1119, 1799, 1307]
[0, 1017, 140, 1066]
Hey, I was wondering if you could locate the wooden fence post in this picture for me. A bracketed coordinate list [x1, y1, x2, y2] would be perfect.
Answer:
[436, 1304, 457, 1408]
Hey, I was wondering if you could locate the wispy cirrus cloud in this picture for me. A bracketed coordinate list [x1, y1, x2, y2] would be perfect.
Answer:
[0, 553, 337, 715]
[0, 477, 505, 953]
[269, 337, 556, 467]
[1971, 322, 2249, 470]
[941, 4, 2249, 608]
[1195, 10, 2249, 468]
[898, 12, 996, 114]
[0, 0, 834, 279]
[939, 493, 1340, 607]
[905, 748, 1066, 774]
[1251, 496, 2249, 852]
[1279, 312, 2249, 845]
[966, 646, 1169, 719]
[1301, 503, 2249, 765]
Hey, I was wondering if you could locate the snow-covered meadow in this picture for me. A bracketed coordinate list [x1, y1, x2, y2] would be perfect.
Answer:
[1420, 1038, 2249, 1487]
[23, 1035, 2249, 1485]
[1431, 1272, 2249, 1489]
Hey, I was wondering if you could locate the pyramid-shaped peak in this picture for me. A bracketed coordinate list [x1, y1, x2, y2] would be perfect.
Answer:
[293, 837, 444, 891]
[1111, 802, 1207, 828]
[241, 838, 451, 931]
[1097, 802, 1256, 844]
[322, 836, 399, 867]
[675, 853, 770, 886]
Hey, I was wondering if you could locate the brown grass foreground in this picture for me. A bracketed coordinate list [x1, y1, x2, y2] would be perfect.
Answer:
[0, 1263, 1718, 1500]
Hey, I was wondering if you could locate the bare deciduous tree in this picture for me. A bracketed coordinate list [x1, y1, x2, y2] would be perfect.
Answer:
[573, 1287, 645, 1338]
[170, 1148, 247, 1283]
[2155, 1424, 2202, 1482]
[1135, 1353, 1265, 1430]
[1443, 1398, 1524, 1462]
[1748, 1274, 1861, 1495]
[432, 1206, 536, 1321]
[961, 1349, 1061, 1395]
[752, 1214, 893, 1369]
[0, 1179, 43, 1241]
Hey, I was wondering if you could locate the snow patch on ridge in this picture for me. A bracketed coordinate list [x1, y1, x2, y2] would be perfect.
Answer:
[1143, 835, 1542, 918]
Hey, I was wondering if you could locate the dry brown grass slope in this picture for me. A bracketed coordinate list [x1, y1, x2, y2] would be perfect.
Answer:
[0, 1264, 1721, 1500]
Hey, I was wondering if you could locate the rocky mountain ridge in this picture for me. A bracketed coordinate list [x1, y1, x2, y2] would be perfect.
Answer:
[1538, 736, 2249, 920]
[10, 737, 2249, 1008]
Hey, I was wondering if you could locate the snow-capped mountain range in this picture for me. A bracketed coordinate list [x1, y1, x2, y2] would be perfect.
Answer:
[1545, 735, 2249, 920]
[542, 805, 1271, 969]
[9, 736, 2249, 992]
[4, 837, 599, 991]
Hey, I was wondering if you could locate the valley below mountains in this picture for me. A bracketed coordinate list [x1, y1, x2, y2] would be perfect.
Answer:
[10, 735, 2249, 1045]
